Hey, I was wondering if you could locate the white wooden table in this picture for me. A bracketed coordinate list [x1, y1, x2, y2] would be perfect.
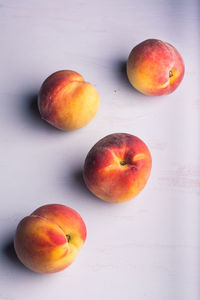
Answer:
[0, 1, 199, 299]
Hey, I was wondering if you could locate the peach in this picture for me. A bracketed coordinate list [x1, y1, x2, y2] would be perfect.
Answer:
[38, 70, 100, 130]
[14, 204, 87, 273]
[83, 133, 152, 203]
[127, 39, 185, 96]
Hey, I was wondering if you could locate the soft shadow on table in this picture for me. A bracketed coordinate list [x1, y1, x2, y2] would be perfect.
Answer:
[2, 238, 35, 274]
[28, 94, 43, 123]
[71, 169, 106, 205]
[27, 93, 62, 132]
[115, 59, 156, 102]
[22, 92, 65, 134]
[116, 59, 140, 93]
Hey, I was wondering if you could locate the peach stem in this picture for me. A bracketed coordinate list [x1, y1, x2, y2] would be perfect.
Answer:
[120, 161, 127, 166]
[66, 234, 71, 242]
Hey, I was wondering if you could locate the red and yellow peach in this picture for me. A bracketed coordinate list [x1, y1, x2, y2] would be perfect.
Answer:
[127, 39, 185, 96]
[83, 133, 152, 203]
[14, 204, 87, 273]
[38, 70, 100, 130]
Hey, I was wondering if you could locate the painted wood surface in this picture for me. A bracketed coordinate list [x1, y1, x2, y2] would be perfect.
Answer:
[0, 0, 199, 299]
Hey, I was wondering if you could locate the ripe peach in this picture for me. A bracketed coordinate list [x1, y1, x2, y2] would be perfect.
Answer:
[83, 133, 152, 203]
[127, 39, 185, 96]
[14, 204, 87, 273]
[38, 70, 100, 130]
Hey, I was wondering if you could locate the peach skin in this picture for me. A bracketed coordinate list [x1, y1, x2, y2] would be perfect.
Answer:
[83, 133, 152, 203]
[127, 39, 185, 96]
[14, 204, 87, 273]
[38, 70, 100, 130]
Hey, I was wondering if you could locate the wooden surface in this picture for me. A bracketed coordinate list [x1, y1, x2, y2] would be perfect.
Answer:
[0, 0, 199, 299]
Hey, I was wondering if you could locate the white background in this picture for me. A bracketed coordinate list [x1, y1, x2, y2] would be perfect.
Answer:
[0, 0, 199, 299]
